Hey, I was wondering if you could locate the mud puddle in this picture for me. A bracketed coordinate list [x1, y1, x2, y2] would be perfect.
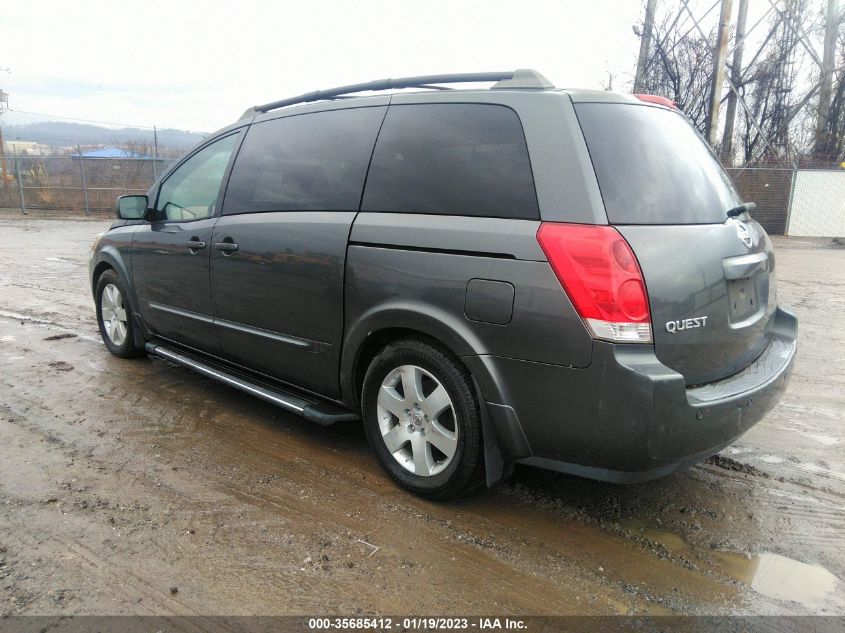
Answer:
[716, 552, 839, 608]
[623, 520, 842, 611]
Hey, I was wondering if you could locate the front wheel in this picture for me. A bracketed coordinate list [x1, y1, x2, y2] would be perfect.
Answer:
[361, 339, 484, 500]
[95, 269, 144, 358]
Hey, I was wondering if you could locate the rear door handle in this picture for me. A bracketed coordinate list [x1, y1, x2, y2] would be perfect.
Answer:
[186, 238, 206, 251]
[214, 240, 239, 253]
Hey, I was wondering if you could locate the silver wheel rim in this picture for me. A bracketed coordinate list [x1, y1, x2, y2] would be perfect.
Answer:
[100, 283, 128, 346]
[377, 364, 458, 477]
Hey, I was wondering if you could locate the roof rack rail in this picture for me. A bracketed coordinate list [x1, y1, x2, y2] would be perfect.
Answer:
[240, 69, 554, 119]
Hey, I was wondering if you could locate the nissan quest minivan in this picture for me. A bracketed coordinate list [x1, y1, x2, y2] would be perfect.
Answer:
[90, 69, 797, 500]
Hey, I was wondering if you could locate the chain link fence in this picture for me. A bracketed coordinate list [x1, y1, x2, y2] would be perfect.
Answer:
[2, 150, 843, 235]
[0, 153, 173, 214]
[723, 167, 796, 236]
[724, 166, 845, 237]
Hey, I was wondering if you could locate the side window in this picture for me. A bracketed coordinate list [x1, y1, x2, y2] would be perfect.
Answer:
[155, 134, 239, 221]
[223, 106, 387, 213]
[361, 104, 539, 219]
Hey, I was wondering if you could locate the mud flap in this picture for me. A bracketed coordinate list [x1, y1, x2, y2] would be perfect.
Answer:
[472, 377, 510, 488]
[131, 313, 148, 350]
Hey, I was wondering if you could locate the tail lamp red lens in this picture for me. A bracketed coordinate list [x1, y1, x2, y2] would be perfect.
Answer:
[536, 223, 652, 343]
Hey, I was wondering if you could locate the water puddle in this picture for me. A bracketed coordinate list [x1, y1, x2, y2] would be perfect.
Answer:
[624, 520, 839, 608]
[624, 520, 694, 559]
[715, 551, 838, 608]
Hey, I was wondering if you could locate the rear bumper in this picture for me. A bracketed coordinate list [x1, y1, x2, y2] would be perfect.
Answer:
[463, 306, 797, 482]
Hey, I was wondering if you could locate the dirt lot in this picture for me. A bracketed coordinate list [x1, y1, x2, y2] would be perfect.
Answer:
[0, 214, 843, 616]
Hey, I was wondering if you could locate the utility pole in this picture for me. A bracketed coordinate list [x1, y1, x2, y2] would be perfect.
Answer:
[152, 125, 159, 180]
[0, 67, 10, 188]
[634, 0, 659, 93]
[706, 0, 734, 147]
[0, 86, 8, 189]
[0, 123, 6, 189]
[815, 0, 840, 159]
[721, 0, 749, 164]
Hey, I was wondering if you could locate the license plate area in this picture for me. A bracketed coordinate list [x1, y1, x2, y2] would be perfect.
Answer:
[727, 275, 762, 323]
[723, 251, 769, 327]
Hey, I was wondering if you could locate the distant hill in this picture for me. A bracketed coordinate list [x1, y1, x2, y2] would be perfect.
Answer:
[2, 121, 206, 151]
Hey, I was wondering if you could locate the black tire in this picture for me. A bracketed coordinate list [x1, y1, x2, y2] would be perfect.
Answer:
[95, 269, 144, 358]
[361, 338, 485, 501]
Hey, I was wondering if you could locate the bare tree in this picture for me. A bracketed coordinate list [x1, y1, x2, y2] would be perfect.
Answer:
[633, 0, 833, 166]
[735, 0, 827, 165]
[601, 67, 617, 92]
[119, 140, 155, 158]
[636, 9, 717, 134]
[114, 139, 184, 160]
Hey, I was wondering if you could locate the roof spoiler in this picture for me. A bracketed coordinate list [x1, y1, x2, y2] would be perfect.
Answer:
[240, 69, 554, 119]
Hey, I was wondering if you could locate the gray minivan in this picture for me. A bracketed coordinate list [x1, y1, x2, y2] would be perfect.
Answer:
[90, 69, 797, 500]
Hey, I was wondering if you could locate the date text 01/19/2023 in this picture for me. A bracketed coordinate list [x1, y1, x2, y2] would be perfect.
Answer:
[307, 617, 528, 630]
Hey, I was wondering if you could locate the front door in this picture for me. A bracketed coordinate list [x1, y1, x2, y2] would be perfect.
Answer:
[132, 133, 240, 354]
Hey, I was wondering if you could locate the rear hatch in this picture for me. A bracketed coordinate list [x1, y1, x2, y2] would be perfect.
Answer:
[575, 101, 777, 385]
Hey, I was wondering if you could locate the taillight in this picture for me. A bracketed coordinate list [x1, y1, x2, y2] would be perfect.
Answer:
[536, 223, 652, 343]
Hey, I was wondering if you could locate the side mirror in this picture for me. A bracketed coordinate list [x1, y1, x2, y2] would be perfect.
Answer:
[116, 195, 148, 220]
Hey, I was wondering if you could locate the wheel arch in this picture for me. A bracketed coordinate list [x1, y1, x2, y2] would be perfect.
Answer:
[340, 305, 514, 489]
[91, 246, 130, 295]
[341, 303, 487, 407]
[349, 327, 454, 409]
[91, 260, 115, 292]
[92, 247, 145, 349]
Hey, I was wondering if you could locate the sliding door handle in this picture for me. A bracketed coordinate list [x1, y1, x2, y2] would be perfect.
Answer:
[214, 240, 239, 254]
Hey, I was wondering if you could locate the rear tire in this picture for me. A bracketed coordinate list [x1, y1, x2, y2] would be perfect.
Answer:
[361, 338, 484, 501]
[95, 269, 144, 358]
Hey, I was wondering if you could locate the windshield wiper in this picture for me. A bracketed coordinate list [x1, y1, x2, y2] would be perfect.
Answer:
[726, 202, 757, 218]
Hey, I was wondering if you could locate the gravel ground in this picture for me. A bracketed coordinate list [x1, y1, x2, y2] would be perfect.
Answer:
[0, 214, 842, 616]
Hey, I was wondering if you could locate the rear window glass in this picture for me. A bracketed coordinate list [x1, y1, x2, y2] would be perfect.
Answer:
[361, 104, 538, 220]
[575, 103, 740, 224]
[223, 106, 386, 213]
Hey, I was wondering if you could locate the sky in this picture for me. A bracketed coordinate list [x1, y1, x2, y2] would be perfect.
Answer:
[0, 0, 646, 133]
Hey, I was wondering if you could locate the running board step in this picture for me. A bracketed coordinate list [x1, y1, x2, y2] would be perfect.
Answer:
[145, 342, 358, 426]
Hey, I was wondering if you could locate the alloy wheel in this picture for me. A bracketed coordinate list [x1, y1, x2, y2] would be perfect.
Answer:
[376, 364, 458, 477]
[100, 283, 128, 346]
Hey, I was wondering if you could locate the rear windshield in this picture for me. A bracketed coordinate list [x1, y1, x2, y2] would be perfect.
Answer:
[575, 103, 740, 224]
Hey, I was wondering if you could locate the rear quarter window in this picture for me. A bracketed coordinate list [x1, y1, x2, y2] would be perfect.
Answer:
[575, 103, 740, 224]
[361, 103, 539, 220]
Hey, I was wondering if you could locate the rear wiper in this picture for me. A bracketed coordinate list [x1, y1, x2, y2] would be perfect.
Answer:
[726, 202, 757, 218]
